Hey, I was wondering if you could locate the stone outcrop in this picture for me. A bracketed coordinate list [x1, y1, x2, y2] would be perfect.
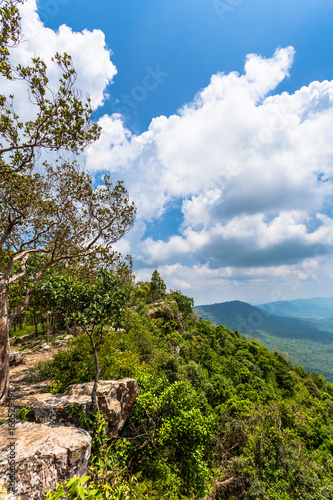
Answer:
[14, 378, 140, 436]
[0, 421, 91, 500]
[66, 379, 140, 436]
[9, 352, 25, 367]
[8, 380, 50, 400]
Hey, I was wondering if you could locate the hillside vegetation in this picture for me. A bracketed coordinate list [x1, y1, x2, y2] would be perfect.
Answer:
[13, 273, 333, 499]
[195, 300, 333, 383]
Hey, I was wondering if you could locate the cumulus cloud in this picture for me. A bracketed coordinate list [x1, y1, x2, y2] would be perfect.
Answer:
[2, 0, 116, 113]
[4, 3, 331, 304]
[135, 252, 333, 305]
[86, 47, 333, 289]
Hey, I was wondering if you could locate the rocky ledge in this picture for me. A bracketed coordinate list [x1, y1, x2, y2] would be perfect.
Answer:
[12, 378, 140, 436]
[0, 421, 91, 500]
[0, 378, 140, 499]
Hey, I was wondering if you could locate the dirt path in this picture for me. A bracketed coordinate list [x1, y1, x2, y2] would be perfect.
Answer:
[0, 336, 72, 423]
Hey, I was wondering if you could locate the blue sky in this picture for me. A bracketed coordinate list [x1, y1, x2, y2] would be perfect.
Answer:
[17, 1, 333, 304]
[38, 0, 333, 133]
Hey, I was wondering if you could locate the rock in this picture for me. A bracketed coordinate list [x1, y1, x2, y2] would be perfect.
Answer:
[0, 421, 91, 500]
[66, 379, 140, 436]
[14, 379, 140, 436]
[8, 371, 36, 385]
[13, 392, 91, 428]
[63, 335, 73, 341]
[9, 381, 50, 399]
[9, 352, 25, 367]
[51, 340, 66, 347]
[36, 343, 51, 351]
[109, 327, 126, 333]
[19, 340, 33, 347]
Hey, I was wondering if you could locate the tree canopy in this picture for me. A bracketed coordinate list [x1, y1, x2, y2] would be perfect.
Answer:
[0, 0, 135, 404]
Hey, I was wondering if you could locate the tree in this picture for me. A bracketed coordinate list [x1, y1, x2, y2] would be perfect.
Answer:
[0, 1, 136, 404]
[149, 270, 166, 302]
[39, 269, 128, 412]
[170, 290, 194, 317]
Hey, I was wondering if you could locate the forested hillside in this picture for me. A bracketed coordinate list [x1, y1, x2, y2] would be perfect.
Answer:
[9, 272, 333, 499]
[195, 300, 333, 383]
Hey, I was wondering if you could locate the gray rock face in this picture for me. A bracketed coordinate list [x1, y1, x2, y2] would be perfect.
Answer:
[62, 335, 74, 341]
[66, 379, 140, 436]
[0, 421, 91, 500]
[9, 352, 25, 367]
[14, 378, 140, 436]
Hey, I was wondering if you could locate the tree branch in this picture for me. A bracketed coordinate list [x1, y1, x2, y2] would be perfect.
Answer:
[0, 214, 23, 249]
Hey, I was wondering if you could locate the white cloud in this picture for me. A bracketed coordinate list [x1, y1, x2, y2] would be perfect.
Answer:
[2, 0, 116, 112]
[85, 47, 333, 288]
[135, 253, 333, 306]
[3, 4, 332, 304]
[86, 48, 333, 224]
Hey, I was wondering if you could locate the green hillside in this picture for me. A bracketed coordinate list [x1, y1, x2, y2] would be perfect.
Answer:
[195, 300, 333, 382]
[24, 279, 333, 499]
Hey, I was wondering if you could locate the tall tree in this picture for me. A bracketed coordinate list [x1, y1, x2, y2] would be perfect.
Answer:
[0, 1, 136, 404]
[150, 269, 167, 302]
[39, 269, 128, 412]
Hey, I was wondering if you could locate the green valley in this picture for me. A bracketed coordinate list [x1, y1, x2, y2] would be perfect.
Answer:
[195, 300, 333, 382]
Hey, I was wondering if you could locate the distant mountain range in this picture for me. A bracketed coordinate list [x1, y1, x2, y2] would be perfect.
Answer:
[257, 297, 333, 319]
[194, 298, 333, 382]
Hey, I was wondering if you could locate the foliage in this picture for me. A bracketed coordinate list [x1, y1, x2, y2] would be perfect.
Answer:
[195, 300, 333, 382]
[170, 290, 195, 317]
[0, 0, 136, 406]
[38, 269, 128, 330]
[34, 280, 333, 499]
[149, 269, 167, 301]
[15, 405, 34, 421]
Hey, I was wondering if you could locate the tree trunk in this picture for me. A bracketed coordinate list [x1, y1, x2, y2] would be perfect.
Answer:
[46, 311, 51, 343]
[0, 286, 10, 405]
[34, 310, 38, 336]
[86, 328, 100, 414]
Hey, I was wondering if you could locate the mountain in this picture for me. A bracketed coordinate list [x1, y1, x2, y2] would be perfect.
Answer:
[257, 297, 333, 319]
[194, 300, 333, 381]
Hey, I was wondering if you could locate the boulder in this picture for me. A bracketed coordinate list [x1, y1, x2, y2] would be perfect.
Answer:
[0, 421, 91, 500]
[14, 378, 140, 436]
[51, 340, 67, 347]
[9, 352, 25, 367]
[36, 343, 51, 351]
[66, 379, 140, 435]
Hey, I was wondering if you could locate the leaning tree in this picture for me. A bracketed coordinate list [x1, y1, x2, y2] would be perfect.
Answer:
[0, 0, 136, 404]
